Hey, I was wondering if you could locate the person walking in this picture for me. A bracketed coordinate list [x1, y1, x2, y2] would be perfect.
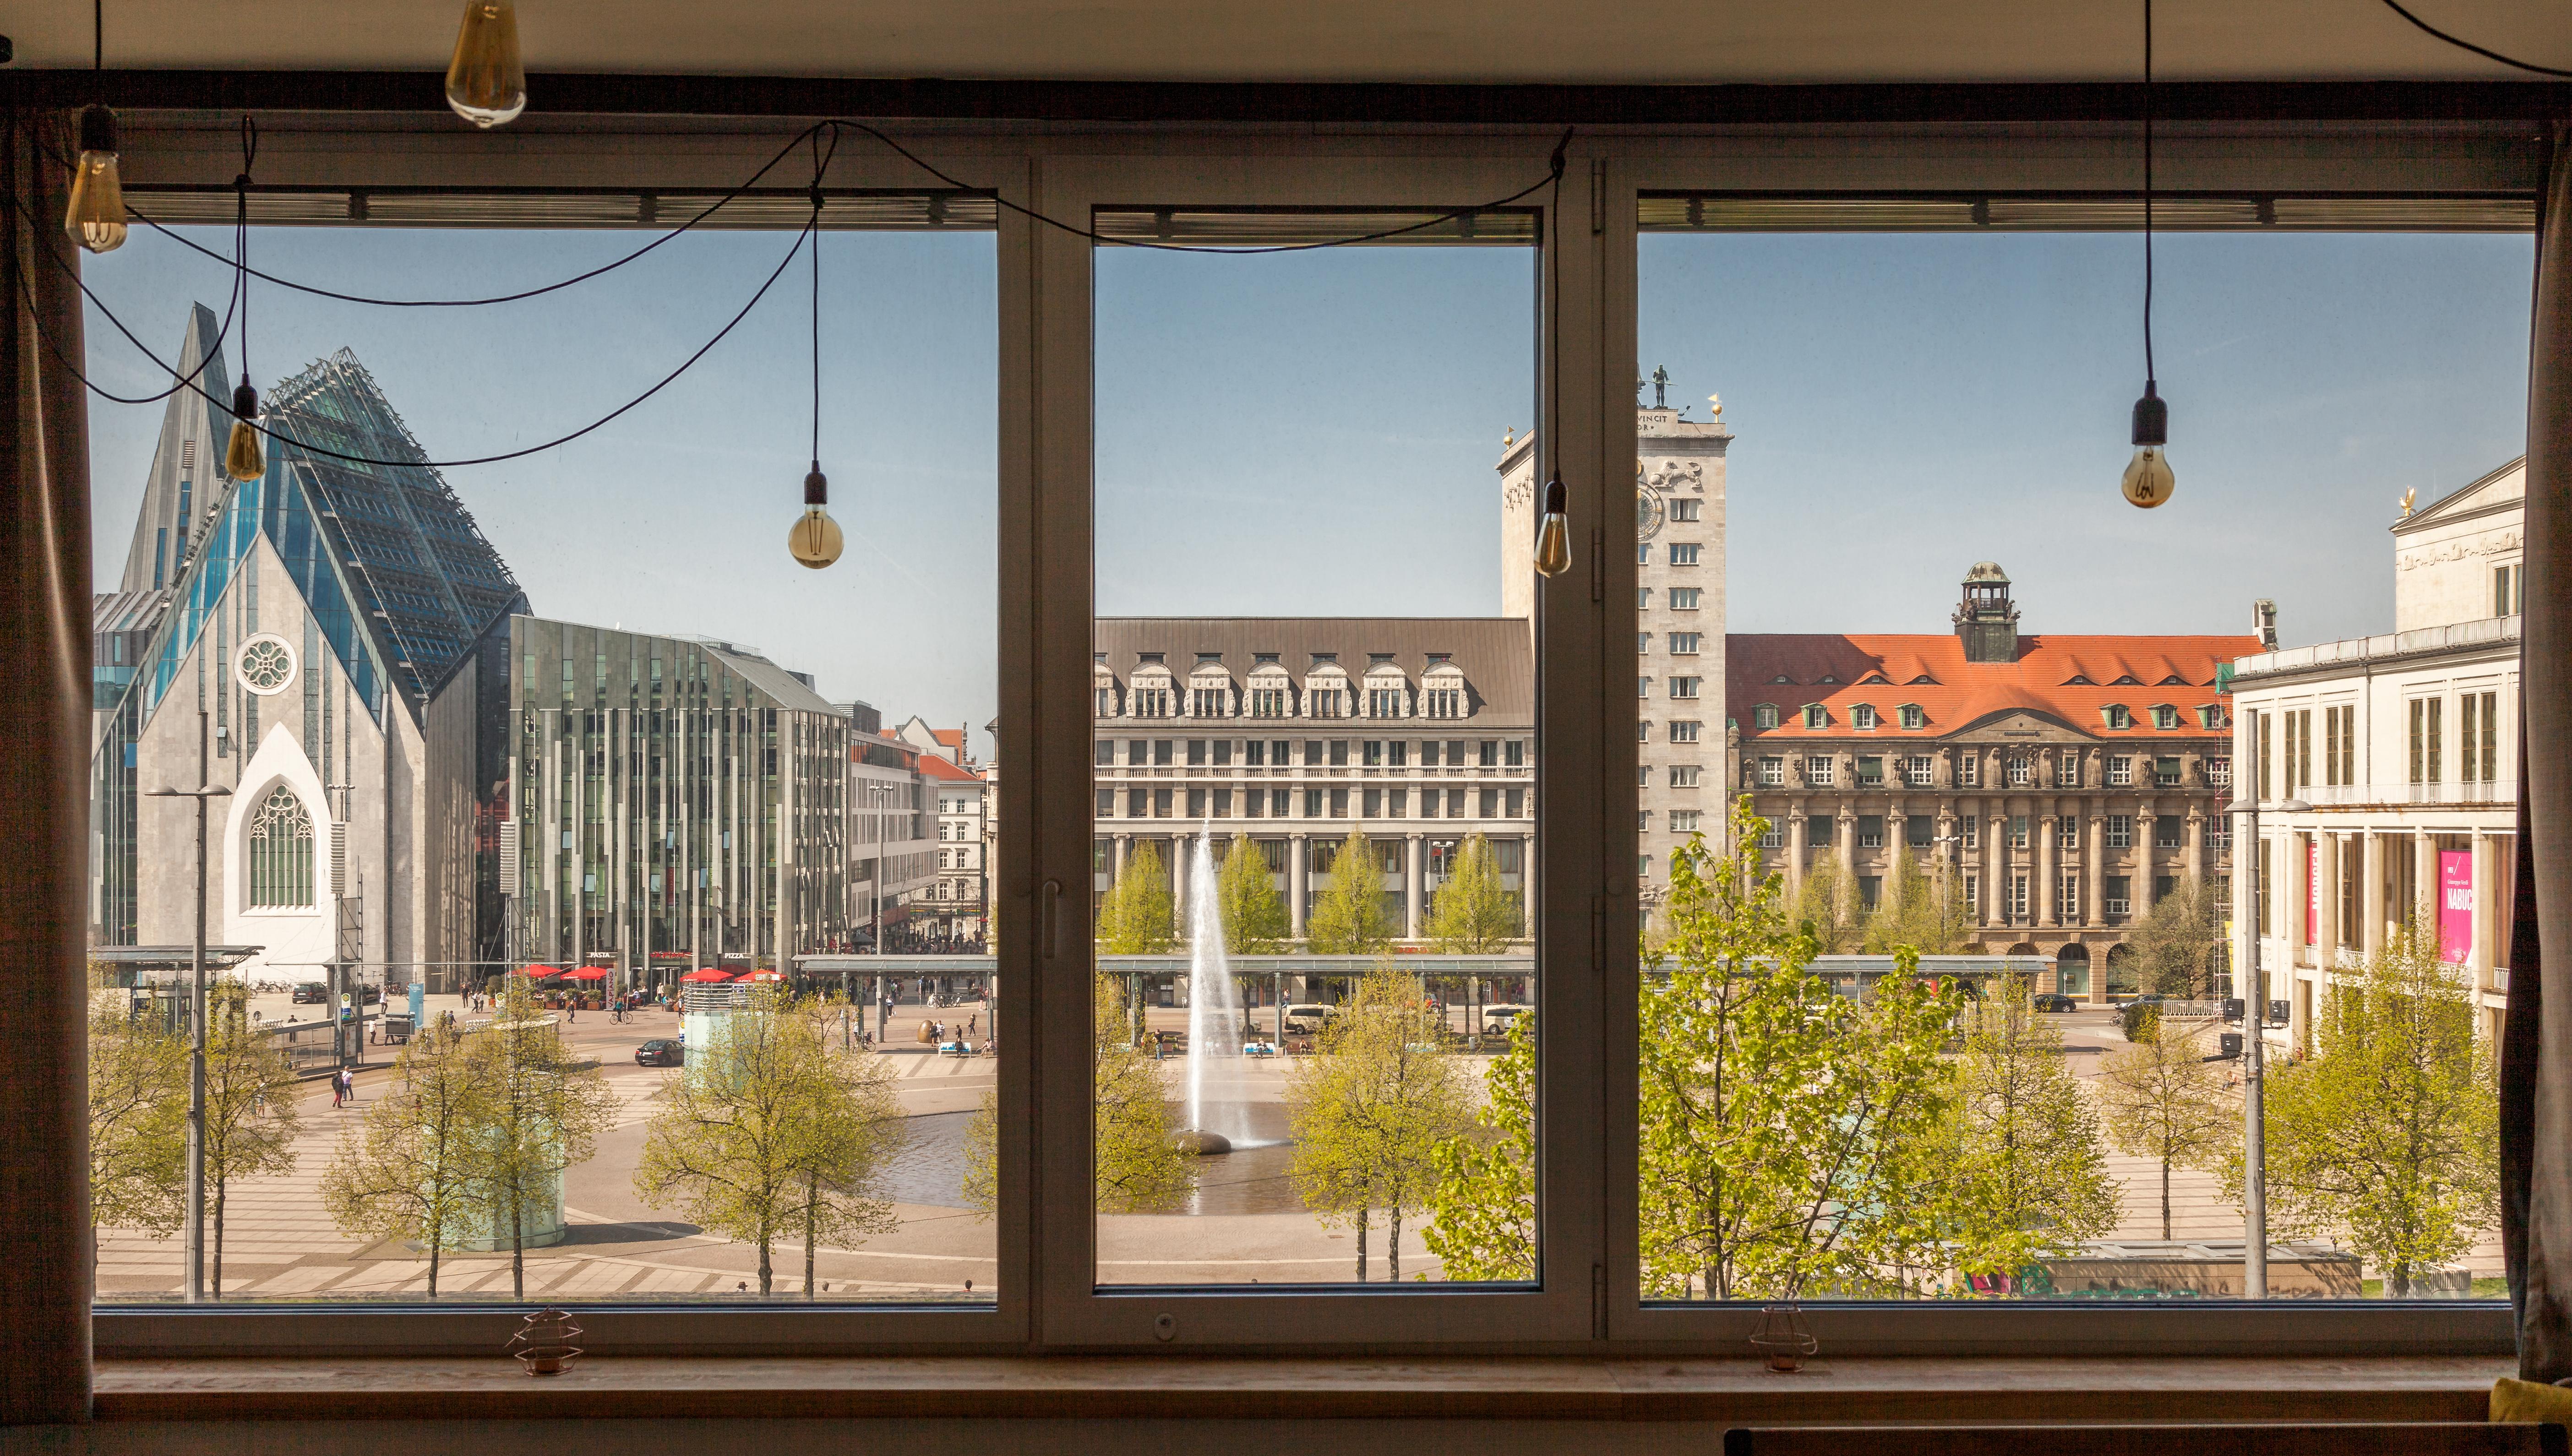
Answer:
[330, 1067, 345, 1109]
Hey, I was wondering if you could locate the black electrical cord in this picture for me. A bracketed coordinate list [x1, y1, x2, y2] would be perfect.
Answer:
[235, 115, 256, 395]
[2143, 0, 2155, 390]
[2377, 0, 2572, 78]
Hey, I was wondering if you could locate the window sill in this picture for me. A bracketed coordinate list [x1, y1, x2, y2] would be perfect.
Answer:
[93, 1353, 2509, 1424]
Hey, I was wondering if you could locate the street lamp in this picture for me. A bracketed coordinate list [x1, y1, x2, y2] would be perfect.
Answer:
[145, 712, 231, 1304]
[2224, 790, 2310, 1299]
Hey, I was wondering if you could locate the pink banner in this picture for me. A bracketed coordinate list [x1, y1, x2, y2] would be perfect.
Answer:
[2440, 849, 2474, 964]
[2306, 839, 2320, 946]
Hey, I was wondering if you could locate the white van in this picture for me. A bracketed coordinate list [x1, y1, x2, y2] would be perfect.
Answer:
[1479, 1004, 1532, 1037]
[1281, 1004, 1340, 1036]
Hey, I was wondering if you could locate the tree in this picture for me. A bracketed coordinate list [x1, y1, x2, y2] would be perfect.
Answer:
[1637, 801, 1963, 1300]
[1091, 975, 1194, 1213]
[1940, 977, 2120, 1281]
[1424, 832, 1522, 953]
[1423, 1009, 1536, 1281]
[1306, 831, 1394, 954]
[320, 1018, 493, 1297]
[2231, 925, 2498, 1296]
[88, 995, 187, 1242]
[1215, 833, 1289, 955]
[1786, 851, 1861, 954]
[635, 987, 906, 1296]
[470, 977, 618, 1300]
[2094, 1012, 2236, 1240]
[1284, 962, 1475, 1280]
[2126, 882, 2227, 998]
[201, 993, 301, 1298]
[1863, 847, 1971, 955]
[1096, 840, 1176, 954]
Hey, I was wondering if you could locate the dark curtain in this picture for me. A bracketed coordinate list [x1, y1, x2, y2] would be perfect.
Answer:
[0, 104, 95, 1424]
[2511, 125, 2572, 1382]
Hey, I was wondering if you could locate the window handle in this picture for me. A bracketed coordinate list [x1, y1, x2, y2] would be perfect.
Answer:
[1041, 878, 1063, 960]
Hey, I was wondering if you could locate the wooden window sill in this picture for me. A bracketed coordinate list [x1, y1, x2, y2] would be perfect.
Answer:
[93, 1354, 2512, 1423]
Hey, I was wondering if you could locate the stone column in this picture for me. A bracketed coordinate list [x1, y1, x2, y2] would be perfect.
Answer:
[1405, 833, 1426, 940]
[2185, 809, 2205, 890]
[1787, 808, 1809, 900]
[2361, 830, 2386, 958]
[1288, 833, 1308, 940]
[2086, 811, 2106, 929]
[1838, 805, 1857, 876]
[2135, 809, 2158, 924]
[1113, 833, 1131, 881]
[2414, 828, 2437, 933]
[1985, 799, 2006, 924]
[2316, 832, 2340, 965]
[2038, 812, 2059, 928]
[1173, 831, 1192, 934]
[2470, 829, 2494, 982]
[1885, 807, 1907, 895]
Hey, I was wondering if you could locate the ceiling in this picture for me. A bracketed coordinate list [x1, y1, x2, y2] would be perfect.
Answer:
[5, 0, 2568, 86]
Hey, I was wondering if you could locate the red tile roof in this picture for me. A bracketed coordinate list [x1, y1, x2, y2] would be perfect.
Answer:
[932, 728, 965, 751]
[1727, 632, 2262, 741]
[916, 753, 981, 783]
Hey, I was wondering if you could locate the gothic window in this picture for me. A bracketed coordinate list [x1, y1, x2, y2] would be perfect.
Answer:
[247, 785, 316, 908]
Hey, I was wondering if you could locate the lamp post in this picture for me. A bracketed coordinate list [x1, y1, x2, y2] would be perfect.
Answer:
[2225, 789, 2309, 1299]
[145, 711, 231, 1303]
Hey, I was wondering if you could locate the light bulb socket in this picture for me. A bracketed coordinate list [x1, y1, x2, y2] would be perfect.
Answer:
[804, 465, 828, 507]
[231, 380, 259, 422]
[2130, 382, 2168, 448]
[1542, 475, 1566, 516]
[79, 103, 119, 158]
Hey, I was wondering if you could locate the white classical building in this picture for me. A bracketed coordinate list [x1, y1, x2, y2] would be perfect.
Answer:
[2226, 458, 2523, 1049]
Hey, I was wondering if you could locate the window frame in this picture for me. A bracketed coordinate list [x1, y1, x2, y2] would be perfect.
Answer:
[71, 114, 2522, 1362]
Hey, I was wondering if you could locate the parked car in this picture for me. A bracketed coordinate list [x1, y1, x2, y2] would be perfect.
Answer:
[355, 983, 382, 1005]
[1281, 1004, 1340, 1036]
[291, 982, 327, 1005]
[1479, 1004, 1533, 1036]
[2031, 993, 2078, 1013]
[635, 1039, 683, 1068]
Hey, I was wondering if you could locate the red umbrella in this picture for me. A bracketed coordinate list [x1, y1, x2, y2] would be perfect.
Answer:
[679, 968, 734, 983]
[563, 967, 610, 982]
[514, 964, 565, 979]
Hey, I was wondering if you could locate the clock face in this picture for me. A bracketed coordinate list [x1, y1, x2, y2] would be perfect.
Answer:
[1637, 485, 1666, 541]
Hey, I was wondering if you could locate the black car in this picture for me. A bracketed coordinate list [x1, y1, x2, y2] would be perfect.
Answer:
[2031, 993, 2079, 1013]
[636, 1039, 684, 1068]
[291, 982, 327, 1005]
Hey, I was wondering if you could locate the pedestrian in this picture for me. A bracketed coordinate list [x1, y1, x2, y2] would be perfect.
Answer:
[331, 1068, 345, 1108]
[968, 1013, 977, 1038]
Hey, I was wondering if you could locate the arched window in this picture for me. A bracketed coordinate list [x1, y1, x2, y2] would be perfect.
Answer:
[247, 786, 316, 908]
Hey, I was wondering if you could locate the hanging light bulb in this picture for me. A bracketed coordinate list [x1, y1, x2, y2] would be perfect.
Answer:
[446, 0, 527, 129]
[789, 463, 844, 569]
[2121, 382, 2173, 509]
[223, 382, 265, 484]
[65, 103, 128, 253]
[1532, 475, 1571, 578]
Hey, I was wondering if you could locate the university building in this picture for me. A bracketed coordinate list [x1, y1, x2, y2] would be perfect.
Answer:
[895, 719, 992, 946]
[1091, 619, 1534, 940]
[1725, 564, 2257, 998]
[2226, 458, 2523, 1049]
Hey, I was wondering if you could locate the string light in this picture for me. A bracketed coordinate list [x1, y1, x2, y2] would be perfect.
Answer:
[788, 147, 845, 570]
[221, 119, 264, 484]
[65, 0, 126, 253]
[2120, 0, 2173, 511]
[446, 0, 528, 129]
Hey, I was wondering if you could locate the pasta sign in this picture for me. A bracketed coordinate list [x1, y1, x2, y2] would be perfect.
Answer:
[2440, 850, 2474, 965]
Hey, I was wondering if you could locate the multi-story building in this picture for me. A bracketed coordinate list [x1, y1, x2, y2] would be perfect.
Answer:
[1499, 372, 1730, 901]
[1092, 619, 1533, 941]
[1725, 564, 2256, 999]
[2226, 458, 2523, 1049]
[918, 749, 989, 945]
[93, 315, 526, 989]
[503, 624, 937, 981]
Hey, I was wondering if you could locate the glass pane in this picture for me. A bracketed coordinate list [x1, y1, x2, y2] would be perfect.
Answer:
[84, 214, 1001, 1303]
[1636, 221, 2526, 1303]
[1092, 217, 1537, 1285]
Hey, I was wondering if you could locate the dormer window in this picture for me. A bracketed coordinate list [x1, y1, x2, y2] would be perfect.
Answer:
[1802, 703, 1827, 729]
[2063, 674, 2094, 686]
[1858, 673, 1890, 685]
[1816, 674, 1839, 685]
[1254, 652, 1279, 663]
[1852, 704, 1879, 731]
[2112, 674, 2141, 685]
[2151, 704, 2180, 730]
[1907, 674, 1937, 685]
[2159, 674, 2188, 685]
[1898, 703, 1926, 730]
[1139, 652, 1166, 665]
[1754, 703, 1779, 730]
[1770, 674, 1793, 684]
[2103, 704, 2132, 731]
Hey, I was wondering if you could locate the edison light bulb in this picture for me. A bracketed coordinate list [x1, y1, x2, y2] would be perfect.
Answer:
[2121, 381, 2172, 509]
[446, 0, 527, 129]
[789, 465, 844, 569]
[1532, 476, 1571, 578]
[65, 105, 127, 254]
[223, 382, 265, 484]
[2121, 446, 2174, 509]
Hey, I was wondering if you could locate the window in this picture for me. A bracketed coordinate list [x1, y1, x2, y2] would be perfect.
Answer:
[1368, 685, 1406, 718]
[2106, 875, 2133, 917]
[2055, 755, 2082, 788]
[2007, 755, 2032, 787]
[2152, 704, 2179, 730]
[2009, 873, 2031, 920]
[2497, 561, 2524, 617]
[1424, 687, 1463, 718]
[1668, 632, 1701, 655]
[1899, 704, 1925, 730]
[1805, 755, 1834, 787]
[1189, 739, 1209, 766]
[1638, 588, 1651, 609]
[1852, 704, 1878, 730]
[1638, 542, 1651, 564]
[1668, 586, 1700, 609]
[1858, 815, 1885, 848]
[1858, 875, 1883, 911]
[1856, 756, 1884, 787]
[2209, 755, 2232, 790]
[2057, 816, 2079, 850]
[2108, 755, 2133, 787]
[1668, 765, 1701, 788]
[245, 785, 315, 908]
[2056, 875, 2080, 922]
[1638, 632, 1652, 655]
[1479, 740, 1499, 767]
[2105, 704, 2132, 731]
[2154, 755, 2181, 788]
[1670, 720, 1701, 744]
[1962, 815, 1979, 850]
[2108, 814, 2133, 849]
[1758, 756, 1785, 786]
[2258, 710, 2274, 799]
[1095, 739, 1114, 766]
[1667, 543, 1701, 565]
[2410, 697, 2444, 785]
[1251, 686, 1288, 717]
[1505, 739, 1527, 768]
[2463, 690, 2500, 783]
[1309, 686, 1345, 718]
[1753, 703, 1778, 729]
[1640, 676, 1652, 699]
[1957, 754, 1981, 788]
[1669, 499, 1701, 522]
[1904, 755, 1934, 788]
[1809, 815, 1834, 848]
[2010, 815, 2030, 850]
[1097, 685, 1118, 716]
[1669, 809, 1701, 833]
[1668, 676, 1701, 699]
[2155, 816, 2182, 850]
[1801, 703, 1826, 728]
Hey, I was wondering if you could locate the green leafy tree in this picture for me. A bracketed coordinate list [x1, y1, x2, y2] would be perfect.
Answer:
[1638, 801, 1964, 1300]
[2094, 1013, 2236, 1240]
[201, 993, 301, 1298]
[1097, 840, 1177, 954]
[635, 988, 906, 1296]
[1863, 847, 1972, 954]
[1425, 832, 1522, 953]
[2228, 925, 2498, 1296]
[2127, 881, 2227, 998]
[469, 978, 618, 1300]
[1285, 962, 1475, 1280]
[1424, 1009, 1536, 1280]
[87, 996, 187, 1242]
[1216, 833, 1290, 955]
[1091, 975, 1194, 1213]
[1307, 832, 1394, 954]
[1786, 850, 1861, 954]
[319, 1018, 492, 1297]
[964, 1089, 998, 1219]
[1940, 977, 2120, 1280]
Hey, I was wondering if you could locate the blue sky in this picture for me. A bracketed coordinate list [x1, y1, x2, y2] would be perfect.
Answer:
[82, 223, 2529, 746]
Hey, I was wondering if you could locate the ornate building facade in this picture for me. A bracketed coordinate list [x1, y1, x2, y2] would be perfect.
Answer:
[1726, 565, 2257, 999]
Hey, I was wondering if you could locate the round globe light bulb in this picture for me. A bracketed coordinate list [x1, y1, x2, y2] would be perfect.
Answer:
[789, 507, 844, 570]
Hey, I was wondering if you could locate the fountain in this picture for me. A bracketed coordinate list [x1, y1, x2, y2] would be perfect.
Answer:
[1177, 822, 1251, 1156]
